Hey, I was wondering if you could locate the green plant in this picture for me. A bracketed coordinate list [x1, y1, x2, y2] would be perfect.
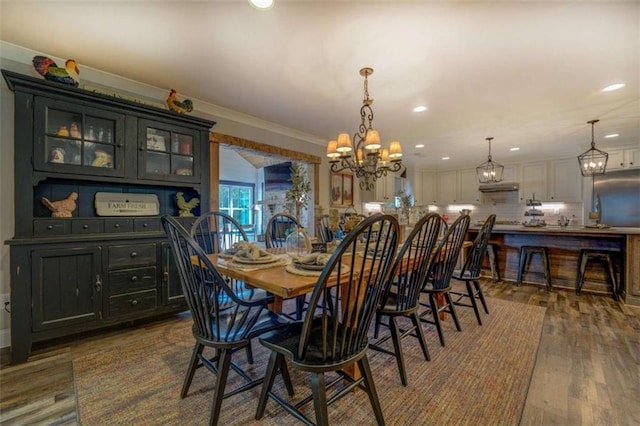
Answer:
[286, 163, 312, 220]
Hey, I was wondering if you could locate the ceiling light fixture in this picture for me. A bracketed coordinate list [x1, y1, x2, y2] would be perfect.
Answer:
[476, 137, 504, 183]
[577, 119, 608, 176]
[413, 106, 427, 112]
[604, 133, 619, 138]
[442, 156, 450, 160]
[602, 83, 625, 92]
[510, 147, 520, 151]
[248, 0, 274, 10]
[326, 67, 403, 191]
[415, 144, 425, 148]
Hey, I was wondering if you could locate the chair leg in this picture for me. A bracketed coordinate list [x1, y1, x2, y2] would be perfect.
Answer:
[409, 312, 430, 362]
[255, 351, 281, 420]
[576, 253, 588, 296]
[445, 292, 462, 332]
[605, 256, 619, 301]
[209, 348, 232, 426]
[542, 251, 552, 291]
[429, 293, 446, 347]
[389, 317, 407, 386]
[181, 342, 204, 398]
[358, 355, 385, 426]
[295, 295, 306, 320]
[310, 373, 329, 426]
[279, 356, 295, 397]
[474, 280, 489, 314]
[245, 340, 254, 365]
[374, 311, 382, 339]
[465, 281, 482, 325]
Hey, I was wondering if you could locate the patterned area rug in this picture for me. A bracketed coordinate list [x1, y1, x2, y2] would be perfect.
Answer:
[73, 297, 546, 425]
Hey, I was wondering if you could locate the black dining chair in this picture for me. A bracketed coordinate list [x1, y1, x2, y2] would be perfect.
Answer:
[418, 214, 471, 347]
[255, 214, 400, 426]
[162, 216, 293, 426]
[450, 214, 496, 325]
[265, 212, 300, 248]
[191, 211, 263, 363]
[370, 212, 443, 386]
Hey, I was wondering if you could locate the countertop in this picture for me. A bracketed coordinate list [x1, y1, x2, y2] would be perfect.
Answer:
[468, 224, 640, 235]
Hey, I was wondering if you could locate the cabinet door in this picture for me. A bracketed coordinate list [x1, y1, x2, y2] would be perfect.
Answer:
[161, 242, 185, 305]
[34, 97, 125, 177]
[549, 159, 582, 202]
[624, 148, 640, 169]
[520, 161, 548, 202]
[372, 173, 395, 202]
[606, 150, 625, 171]
[137, 119, 200, 183]
[436, 170, 457, 204]
[457, 169, 480, 204]
[421, 172, 436, 204]
[32, 246, 102, 331]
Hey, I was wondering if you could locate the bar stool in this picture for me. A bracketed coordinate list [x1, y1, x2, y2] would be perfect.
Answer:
[576, 249, 619, 301]
[516, 245, 551, 290]
[485, 243, 500, 282]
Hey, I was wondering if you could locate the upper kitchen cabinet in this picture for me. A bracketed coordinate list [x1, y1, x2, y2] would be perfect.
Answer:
[435, 169, 480, 204]
[362, 173, 403, 203]
[606, 147, 640, 170]
[520, 161, 547, 202]
[457, 168, 481, 204]
[548, 158, 582, 202]
[436, 170, 457, 204]
[420, 171, 436, 205]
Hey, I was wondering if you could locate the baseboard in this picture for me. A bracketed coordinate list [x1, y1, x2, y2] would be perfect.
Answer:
[0, 329, 10, 349]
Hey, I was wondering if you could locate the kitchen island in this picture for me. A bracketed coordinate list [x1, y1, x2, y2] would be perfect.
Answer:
[467, 225, 640, 306]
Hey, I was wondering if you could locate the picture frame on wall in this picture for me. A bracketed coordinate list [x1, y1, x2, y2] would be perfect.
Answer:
[330, 172, 354, 207]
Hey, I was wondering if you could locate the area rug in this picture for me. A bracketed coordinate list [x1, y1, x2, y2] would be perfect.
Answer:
[73, 297, 546, 425]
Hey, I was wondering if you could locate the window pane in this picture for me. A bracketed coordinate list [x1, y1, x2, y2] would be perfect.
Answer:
[219, 182, 254, 225]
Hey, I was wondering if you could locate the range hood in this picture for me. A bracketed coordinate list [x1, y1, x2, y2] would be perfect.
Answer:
[478, 182, 520, 192]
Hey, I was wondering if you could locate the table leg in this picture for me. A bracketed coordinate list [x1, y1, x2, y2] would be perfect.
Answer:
[269, 296, 283, 314]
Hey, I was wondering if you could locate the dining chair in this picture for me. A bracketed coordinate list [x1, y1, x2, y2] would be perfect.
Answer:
[265, 212, 307, 320]
[450, 214, 496, 325]
[370, 213, 443, 386]
[190, 211, 261, 363]
[162, 216, 293, 426]
[255, 214, 400, 426]
[418, 214, 471, 347]
[265, 212, 300, 248]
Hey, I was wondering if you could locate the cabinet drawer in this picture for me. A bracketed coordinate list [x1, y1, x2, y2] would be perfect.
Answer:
[134, 218, 160, 232]
[33, 220, 70, 236]
[109, 243, 156, 269]
[109, 290, 157, 317]
[104, 219, 133, 233]
[72, 219, 104, 234]
[109, 266, 156, 295]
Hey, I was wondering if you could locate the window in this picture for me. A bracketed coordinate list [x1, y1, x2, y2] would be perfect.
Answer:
[219, 181, 254, 225]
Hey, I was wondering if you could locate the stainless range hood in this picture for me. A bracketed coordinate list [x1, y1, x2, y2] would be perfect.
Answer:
[478, 182, 520, 192]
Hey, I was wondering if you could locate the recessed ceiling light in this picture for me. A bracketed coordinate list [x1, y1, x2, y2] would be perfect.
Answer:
[442, 156, 450, 160]
[249, 0, 274, 10]
[415, 144, 425, 148]
[413, 106, 428, 113]
[602, 83, 625, 92]
[510, 147, 520, 151]
[604, 133, 619, 138]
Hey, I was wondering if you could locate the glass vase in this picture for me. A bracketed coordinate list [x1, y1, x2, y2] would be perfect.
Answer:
[286, 227, 310, 259]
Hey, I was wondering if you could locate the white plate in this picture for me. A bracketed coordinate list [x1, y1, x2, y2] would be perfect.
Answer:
[232, 255, 277, 264]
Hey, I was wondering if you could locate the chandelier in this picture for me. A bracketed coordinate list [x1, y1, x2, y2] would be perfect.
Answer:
[476, 137, 504, 183]
[326, 67, 403, 191]
[577, 119, 608, 176]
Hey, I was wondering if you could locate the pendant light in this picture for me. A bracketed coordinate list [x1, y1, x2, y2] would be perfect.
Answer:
[476, 137, 504, 183]
[577, 119, 608, 176]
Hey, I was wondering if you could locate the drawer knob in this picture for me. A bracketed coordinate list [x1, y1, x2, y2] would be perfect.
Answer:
[131, 276, 138, 282]
[130, 252, 137, 258]
[114, 223, 120, 228]
[47, 225, 54, 230]
[142, 223, 148, 228]
[131, 299, 138, 306]
[83, 224, 89, 229]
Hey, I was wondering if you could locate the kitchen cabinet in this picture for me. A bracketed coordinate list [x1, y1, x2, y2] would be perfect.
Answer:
[520, 161, 547, 202]
[548, 158, 582, 202]
[420, 171, 436, 205]
[363, 173, 402, 202]
[436, 170, 457, 204]
[2, 69, 215, 363]
[435, 169, 480, 204]
[606, 147, 640, 170]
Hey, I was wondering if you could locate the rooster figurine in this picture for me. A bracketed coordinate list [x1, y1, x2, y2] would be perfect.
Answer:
[166, 89, 194, 114]
[32, 55, 80, 87]
[41, 192, 78, 218]
[176, 192, 200, 217]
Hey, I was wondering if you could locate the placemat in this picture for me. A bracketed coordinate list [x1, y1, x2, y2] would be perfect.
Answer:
[218, 254, 289, 272]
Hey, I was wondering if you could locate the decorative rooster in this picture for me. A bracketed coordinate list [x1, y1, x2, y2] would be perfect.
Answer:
[41, 192, 78, 218]
[166, 89, 194, 114]
[176, 192, 200, 217]
[32, 55, 80, 87]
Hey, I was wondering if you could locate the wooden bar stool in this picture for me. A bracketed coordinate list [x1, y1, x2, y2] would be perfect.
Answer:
[516, 245, 551, 290]
[576, 249, 619, 301]
[485, 243, 500, 282]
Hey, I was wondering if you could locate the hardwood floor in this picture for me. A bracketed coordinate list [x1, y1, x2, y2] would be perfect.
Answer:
[1, 281, 638, 425]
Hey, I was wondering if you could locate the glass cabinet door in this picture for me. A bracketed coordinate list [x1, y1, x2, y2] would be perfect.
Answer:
[34, 97, 125, 177]
[138, 119, 200, 183]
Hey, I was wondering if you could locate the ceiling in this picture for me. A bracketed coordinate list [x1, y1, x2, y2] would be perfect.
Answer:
[2, 1, 638, 170]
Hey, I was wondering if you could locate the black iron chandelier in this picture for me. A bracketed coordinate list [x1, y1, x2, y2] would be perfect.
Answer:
[326, 67, 403, 191]
[577, 119, 608, 176]
[476, 137, 504, 183]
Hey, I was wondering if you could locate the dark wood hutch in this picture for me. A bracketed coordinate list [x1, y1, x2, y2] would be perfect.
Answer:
[2, 70, 215, 363]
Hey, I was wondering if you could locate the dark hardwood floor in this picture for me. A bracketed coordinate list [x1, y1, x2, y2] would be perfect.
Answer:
[1, 280, 638, 425]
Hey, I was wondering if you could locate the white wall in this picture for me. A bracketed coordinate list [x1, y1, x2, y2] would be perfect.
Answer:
[0, 41, 331, 348]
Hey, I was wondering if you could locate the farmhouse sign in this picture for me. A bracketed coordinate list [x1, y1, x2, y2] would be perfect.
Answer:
[95, 192, 160, 216]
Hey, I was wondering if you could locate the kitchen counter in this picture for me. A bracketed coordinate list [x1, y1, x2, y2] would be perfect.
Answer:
[467, 225, 640, 306]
